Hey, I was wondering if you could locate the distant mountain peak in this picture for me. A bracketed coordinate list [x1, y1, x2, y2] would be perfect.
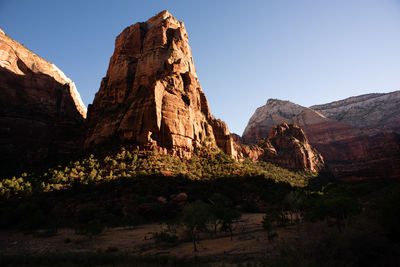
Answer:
[312, 90, 400, 130]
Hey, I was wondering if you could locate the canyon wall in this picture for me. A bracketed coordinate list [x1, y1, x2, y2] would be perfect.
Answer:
[0, 28, 86, 176]
[242, 94, 400, 180]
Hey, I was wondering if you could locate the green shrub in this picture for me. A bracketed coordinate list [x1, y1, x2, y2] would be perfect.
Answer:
[0, 145, 316, 199]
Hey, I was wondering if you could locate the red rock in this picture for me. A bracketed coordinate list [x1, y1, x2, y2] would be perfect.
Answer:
[169, 192, 188, 212]
[170, 192, 188, 203]
[263, 124, 325, 172]
[236, 124, 324, 172]
[85, 11, 236, 158]
[315, 132, 400, 179]
[242, 98, 400, 179]
[0, 28, 86, 176]
[231, 133, 243, 145]
[235, 143, 264, 161]
[156, 196, 168, 205]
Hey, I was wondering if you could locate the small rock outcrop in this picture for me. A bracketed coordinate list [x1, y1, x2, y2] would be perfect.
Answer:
[236, 124, 324, 172]
[85, 11, 236, 158]
[263, 124, 325, 172]
[0, 28, 87, 176]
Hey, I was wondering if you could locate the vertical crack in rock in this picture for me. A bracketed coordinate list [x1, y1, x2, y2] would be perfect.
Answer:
[85, 10, 236, 158]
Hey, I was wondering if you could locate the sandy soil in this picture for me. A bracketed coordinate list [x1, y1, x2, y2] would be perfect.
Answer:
[0, 213, 317, 261]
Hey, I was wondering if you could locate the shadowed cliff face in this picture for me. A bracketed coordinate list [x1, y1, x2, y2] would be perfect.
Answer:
[0, 29, 86, 177]
[236, 124, 325, 172]
[85, 10, 236, 158]
[242, 98, 400, 180]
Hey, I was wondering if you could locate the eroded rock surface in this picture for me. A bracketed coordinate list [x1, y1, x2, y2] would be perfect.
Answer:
[243, 99, 328, 144]
[0, 28, 86, 176]
[85, 11, 236, 158]
[237, 124, 324, 172]
[242, 96, 400, 179]
[311, 91, 400, 134]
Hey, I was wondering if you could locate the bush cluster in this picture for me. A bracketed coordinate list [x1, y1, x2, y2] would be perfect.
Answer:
[0, 146, 315, 199]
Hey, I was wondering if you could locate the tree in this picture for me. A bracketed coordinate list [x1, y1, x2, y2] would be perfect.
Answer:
[208, 193, 232, 236]
[323, 195, 361, 232]
[374, 184, 400, 241]
[219, 207, 241, 240]
[208, 206, 220, 237]
[306, 194, 361, 232]
[283, 191, 305, 232]
[124, 199, 144, 229]
[182, 202, 212, 252]
[283, 191, 304, 223]
[262, 209, 279, 242]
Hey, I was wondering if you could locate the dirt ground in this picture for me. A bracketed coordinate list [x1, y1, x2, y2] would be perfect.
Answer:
[0, 213, 319, 261]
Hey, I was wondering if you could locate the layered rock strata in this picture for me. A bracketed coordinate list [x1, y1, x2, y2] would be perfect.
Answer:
[236, 124, 324, 172]
[242, 97, 400, 179]
[311, 90, 400, 134]
[85, 11, 236, 158]
[0, 28, 87, 176]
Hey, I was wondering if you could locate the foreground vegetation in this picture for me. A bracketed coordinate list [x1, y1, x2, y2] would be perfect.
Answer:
[1, 146, 400, 266]
[0, 146, 315, 199]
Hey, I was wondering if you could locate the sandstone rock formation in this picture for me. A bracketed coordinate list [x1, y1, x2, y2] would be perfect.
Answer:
[314, 132, 400, 181]
[263, 124, 325, 172]
[85, 11, 236, 158]
[311, 90, 400, 134]
[243, 99, 329, 144]
[231, 133, 243, 145]
[242, 99, 364, 145]
[242, 96, 400, 180]
[236, 124, 324, 172]
[0, 28, 87, 177]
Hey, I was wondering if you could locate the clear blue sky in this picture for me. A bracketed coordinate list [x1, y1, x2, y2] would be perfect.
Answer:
[1, 0, 400, 135]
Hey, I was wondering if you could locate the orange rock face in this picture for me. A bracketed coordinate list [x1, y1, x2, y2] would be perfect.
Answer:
[236, 124, 324, 172]
[85, 11, 236, 158]
[0, 28, 87, 176]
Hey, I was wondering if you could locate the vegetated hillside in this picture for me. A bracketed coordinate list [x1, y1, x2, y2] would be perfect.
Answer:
[1, 144, 400, 266]
[1, 155, 400, 266]
[0, 144, 316, 200]
[0, 142, 321, 234]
